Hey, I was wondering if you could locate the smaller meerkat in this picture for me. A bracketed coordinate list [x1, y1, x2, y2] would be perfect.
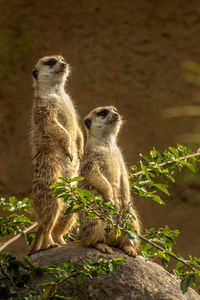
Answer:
[30, 55, 84, 254]
[79, 106, 141, 256]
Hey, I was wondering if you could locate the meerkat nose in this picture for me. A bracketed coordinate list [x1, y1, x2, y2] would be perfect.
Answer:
[60, 62, 66, 67]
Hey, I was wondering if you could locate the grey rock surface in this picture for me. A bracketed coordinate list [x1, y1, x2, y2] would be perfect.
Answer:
[30, 244, 200, 300]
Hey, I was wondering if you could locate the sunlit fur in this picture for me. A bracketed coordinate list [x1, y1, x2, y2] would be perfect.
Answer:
[29, 55, 84, 254]
[79, 106, 141, 257]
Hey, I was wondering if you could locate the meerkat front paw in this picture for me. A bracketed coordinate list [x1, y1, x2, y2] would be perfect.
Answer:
[94, 243, 113, 254]
[122, 245, 137, 257]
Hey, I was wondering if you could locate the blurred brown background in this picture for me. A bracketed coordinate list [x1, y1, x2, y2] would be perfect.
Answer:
[1, 0, 200, 258]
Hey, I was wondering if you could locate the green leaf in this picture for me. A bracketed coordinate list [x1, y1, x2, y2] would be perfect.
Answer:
[151, 183, 170, 196]
[112, 258, 126, 264]
[25, 233, 35, 246]
[53, 188, 67, 197]
[70, 206, 83, 213]
[39, 281, 55, 287]
[181, 161, 197, 173]
[63, 261, 72, 271]
[176, 261, 185, 271]
[50, 182, 65, 189]
[77, 272, 85, 283]
[165, 174, 175, 182]
[180, 274, 196, 294]
[128, 230, 139, 247]
[9, 197, 17, 206]
[23, 256, 33, 266]
[150, 194, 165, 205]
[169, 147, 179, 158]
[162, 258, 169, 268]
[65, 205, 75, 215]
[70, 177, 84, 182]
[143, 242, 153, 252]
[8, 285, 18, 294]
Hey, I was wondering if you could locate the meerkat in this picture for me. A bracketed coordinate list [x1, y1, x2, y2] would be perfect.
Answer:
[29, 55, 84, 254]
[79, 106, 141, 257]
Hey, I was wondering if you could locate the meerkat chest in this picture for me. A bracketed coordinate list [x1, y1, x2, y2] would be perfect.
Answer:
[56, 95, 76, 132]
[98, 147, 122, 184]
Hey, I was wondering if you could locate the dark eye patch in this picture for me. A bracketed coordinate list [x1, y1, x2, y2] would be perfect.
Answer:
[44, 58, 57, 66]
[84, 118, 92, 129]
[97, 109, 109, 117]
[32, 68, 38, 79]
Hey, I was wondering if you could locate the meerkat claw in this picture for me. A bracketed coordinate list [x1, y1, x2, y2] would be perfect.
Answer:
[94, 243, 113, 254]
[122, 246, 137, 257]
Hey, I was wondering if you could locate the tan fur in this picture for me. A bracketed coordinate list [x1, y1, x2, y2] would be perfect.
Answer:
[79, 106, 141, 256]
[29, 55, 84, 254]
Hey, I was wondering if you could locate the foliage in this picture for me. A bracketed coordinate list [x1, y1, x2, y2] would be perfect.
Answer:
[0, 252, 125, 299]
[130, 144, 200, 205]
[51, 174, 200, 294]
[0, 197, 33, 241]
[0, 144, 200, 297]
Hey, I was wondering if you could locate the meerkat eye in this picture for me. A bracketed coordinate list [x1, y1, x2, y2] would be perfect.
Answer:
[44, 58, 57, 66]
[97, 109, 109, 117]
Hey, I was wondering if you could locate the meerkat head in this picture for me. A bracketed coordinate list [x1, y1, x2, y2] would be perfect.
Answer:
[32, 55, 70, 89]
[84, 106, 123, 140]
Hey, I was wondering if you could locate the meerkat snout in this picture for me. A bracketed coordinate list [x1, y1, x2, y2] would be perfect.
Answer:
[111, 112, 120, 121]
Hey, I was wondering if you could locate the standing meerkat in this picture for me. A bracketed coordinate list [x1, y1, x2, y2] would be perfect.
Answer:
[30, 55, 84, 254]
[79, 106, 141, 256]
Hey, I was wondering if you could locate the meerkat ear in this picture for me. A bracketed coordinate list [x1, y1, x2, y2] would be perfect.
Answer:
[84, 118, 92, 129]
[32, 68, 39, 79]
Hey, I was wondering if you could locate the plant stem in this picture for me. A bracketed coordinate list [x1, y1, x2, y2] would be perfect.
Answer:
[0, 222, 38, 252]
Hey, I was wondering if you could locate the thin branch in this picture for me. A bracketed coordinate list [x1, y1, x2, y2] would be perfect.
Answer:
[139, 235, 195, 272]
[131, 152, 200, 177]
[0, 222, 38, 252]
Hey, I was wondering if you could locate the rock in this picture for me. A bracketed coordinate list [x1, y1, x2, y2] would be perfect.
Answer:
[30, 244, 200, 300]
